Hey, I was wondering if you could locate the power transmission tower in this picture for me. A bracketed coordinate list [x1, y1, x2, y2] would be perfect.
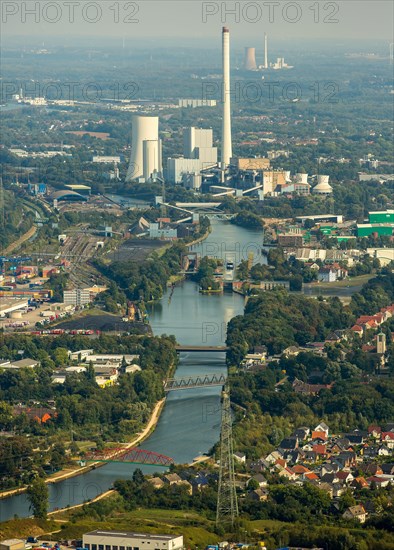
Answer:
[216, 385, 238, 528]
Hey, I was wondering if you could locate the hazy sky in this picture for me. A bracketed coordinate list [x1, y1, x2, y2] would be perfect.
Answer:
[1, 0, 393, 42]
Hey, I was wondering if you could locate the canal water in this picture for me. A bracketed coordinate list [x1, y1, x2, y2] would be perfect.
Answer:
[0, 220, 264, 521]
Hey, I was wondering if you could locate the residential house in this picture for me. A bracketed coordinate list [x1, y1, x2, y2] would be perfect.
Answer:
[248, 487, 269, 501]
[381, 432, 394, 449]
[350, 325, 364, 337]
[265, 451, 283, 464]
[367, 425, 381, 438]
[343, 505, 367, 523]
[332, 482, 346, 497]
[367, 476, 391, 488]
[233, 451, 246, 463]
[293, 379, 333, 395]
[351, 477, 369, 490]
[311, 431, 328, 442]
[164, 473, 183, 485]
[247, 474, 267, 488]
[378, 445, 391, 456]
[292, 427, 310, 440]
[148, 477, 165, 489]
[291, 464, 311, 476]
[318, 267, 337, 282]
[314, 422, 329, 436]
[312, 444, 328, 459]
[381, 463, 394, 475]
[279, 437, 299, 451]
[336, 471, 354, 485]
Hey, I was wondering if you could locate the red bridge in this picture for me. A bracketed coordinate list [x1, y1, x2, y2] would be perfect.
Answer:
[85, 447, 174, 466]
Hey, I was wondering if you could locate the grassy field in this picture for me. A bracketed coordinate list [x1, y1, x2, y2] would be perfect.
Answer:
[0, 518, 58, 539]
[305, 273, 373, 291]
[48, 507, 216, 546]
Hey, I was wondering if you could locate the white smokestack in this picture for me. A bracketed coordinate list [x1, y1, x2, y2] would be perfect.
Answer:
[221, 27, 232, 167]
[264, 33, 268, 69]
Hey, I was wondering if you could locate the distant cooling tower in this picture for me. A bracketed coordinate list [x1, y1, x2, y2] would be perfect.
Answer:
[317, 175, 330, 185]
[126, 115, 161, 182]
[295, 173, 308, 184]
[244, 47, 257, 70]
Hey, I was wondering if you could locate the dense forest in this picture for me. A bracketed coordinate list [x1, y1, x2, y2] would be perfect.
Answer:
[226, 290, 353, 361]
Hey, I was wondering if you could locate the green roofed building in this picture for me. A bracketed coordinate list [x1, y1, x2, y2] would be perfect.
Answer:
[369, 210, 394, 224]
[357, 224, 394, 237]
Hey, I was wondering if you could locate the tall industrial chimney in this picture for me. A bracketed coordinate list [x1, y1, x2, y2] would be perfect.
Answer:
[264, 33, 268, 69]
[244, 47, 257, 71]
[221, 27, 232, 167]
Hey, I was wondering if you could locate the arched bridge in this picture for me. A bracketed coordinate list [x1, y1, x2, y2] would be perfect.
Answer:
[84, 447, 174, 466]
[165, 373, 227, 392]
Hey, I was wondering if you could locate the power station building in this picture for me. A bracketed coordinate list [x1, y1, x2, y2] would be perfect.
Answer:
[184, 127, 217, 164]
[125, 115, 162, 182]
[83, 531, 184, 550]
[167, 127, 217, 187]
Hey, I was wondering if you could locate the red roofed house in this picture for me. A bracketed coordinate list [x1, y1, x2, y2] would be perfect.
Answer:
[367, 476, 391, 488]
[304, 471, 319, 481]
[312, 431, 328, 441]
[351, 325, 363, 337]
[292, 464, 311, 476]
[368, 425, 381, 437]
[351, 477, 369, 490]
[336, 471, 354, 484]
[312, 444, 327, 458]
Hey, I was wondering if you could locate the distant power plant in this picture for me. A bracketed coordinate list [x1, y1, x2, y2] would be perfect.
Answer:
[221, 27, 232, 168]
[126, 115, 162, 182]
[242, 33, 292, 71]
[244, 47, 257, 71]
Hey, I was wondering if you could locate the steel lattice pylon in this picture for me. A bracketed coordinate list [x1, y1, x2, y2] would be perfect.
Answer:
[216, 385, 239, 527]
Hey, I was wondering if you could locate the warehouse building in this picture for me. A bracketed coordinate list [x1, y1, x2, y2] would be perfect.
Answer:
[357, 224, 394, 237]
[83, 531, 184, 550]
[369, 210, 394, 224]
[0, 540, 25, 550]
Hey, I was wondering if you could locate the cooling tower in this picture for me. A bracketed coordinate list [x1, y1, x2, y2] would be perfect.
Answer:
[221, 27, 232, 167]
[143, 139, 161, 181]
[317, 175, 330, 185]
[295, 173, 308, 184]
[126, 115, 160, 181]
[244, 47, 257, 70]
